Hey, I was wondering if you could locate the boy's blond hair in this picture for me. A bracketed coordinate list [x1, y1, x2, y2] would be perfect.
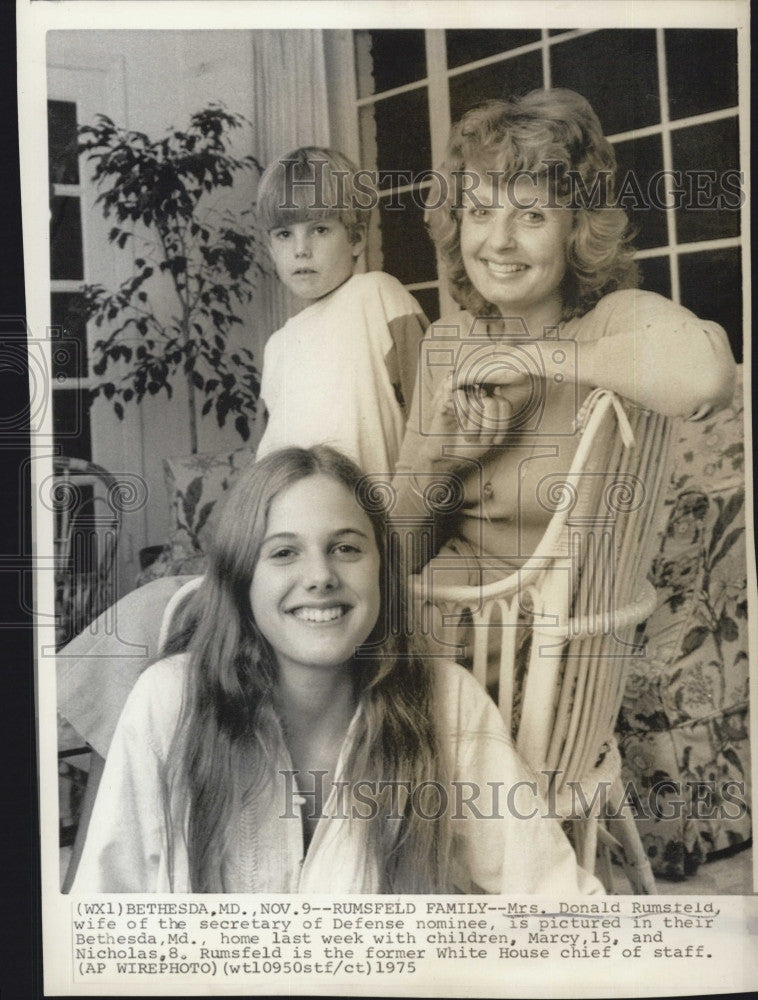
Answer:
[257, 146, 372, 244]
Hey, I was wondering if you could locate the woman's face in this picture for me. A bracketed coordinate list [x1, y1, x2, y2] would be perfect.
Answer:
[249, 474, 382, 677]
[460, 172, 573, 326]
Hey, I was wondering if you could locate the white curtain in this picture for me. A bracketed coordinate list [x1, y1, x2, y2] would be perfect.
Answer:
[251, 30, 332, 336]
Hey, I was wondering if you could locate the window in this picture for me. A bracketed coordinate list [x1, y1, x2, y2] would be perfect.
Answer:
[48, 99, 93, 459]
[354, 30, 439, 323]
[351, 28, 743, 360]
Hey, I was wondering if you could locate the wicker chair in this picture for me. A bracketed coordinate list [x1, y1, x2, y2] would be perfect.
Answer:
[410, 389, 673, 893]
[52, 456, 121, 651]
[54, 456, 122, 853]
[62, 399, 671, 892]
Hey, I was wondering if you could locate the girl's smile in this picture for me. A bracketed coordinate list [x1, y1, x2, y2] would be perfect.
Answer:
[249, 474, 382, 676]
[290, 603, 350, 623]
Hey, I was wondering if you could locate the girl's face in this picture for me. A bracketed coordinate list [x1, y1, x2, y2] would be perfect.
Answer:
[249, 474, 382, 677]
[460, 172, 573, 325]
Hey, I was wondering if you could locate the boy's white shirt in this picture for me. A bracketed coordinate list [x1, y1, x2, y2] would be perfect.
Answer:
[256, 271, 426, 477]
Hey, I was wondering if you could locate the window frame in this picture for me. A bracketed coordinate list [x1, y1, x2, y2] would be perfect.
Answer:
[341, 27, 742, 348]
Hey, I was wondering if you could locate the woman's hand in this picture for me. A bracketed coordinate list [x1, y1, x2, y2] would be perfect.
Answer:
[417, 373, 518, 475]
[457, 382, 517, 441]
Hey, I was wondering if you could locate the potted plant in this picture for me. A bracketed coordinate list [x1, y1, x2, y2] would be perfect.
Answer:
[79, 104, 265, 452]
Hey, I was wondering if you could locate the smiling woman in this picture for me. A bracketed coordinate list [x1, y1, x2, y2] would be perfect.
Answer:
[459, 174, 574, 329]
[393, 89, 735, 578]
[72, 444, 602, 895]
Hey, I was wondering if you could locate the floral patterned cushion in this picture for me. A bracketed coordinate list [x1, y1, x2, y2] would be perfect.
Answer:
[618, 368, 751, 879]
[162, 446, 256, 575]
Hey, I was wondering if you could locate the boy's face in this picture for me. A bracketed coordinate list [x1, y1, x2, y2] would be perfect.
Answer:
[267, 218, 365, 303]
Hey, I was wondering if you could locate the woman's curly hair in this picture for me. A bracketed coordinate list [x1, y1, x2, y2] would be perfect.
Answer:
[426, 88, 639, 321]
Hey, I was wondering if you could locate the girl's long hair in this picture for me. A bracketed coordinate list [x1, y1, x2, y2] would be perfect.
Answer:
[163, 445, 451, 892]
[427, 88, 639, 321]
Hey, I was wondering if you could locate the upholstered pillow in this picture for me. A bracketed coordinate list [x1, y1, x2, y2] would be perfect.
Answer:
[618, 368, 750, 879]
[163, 447, 256, 573]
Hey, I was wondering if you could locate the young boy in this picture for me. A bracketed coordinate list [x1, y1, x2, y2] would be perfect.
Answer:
[255, 146, 428, 477]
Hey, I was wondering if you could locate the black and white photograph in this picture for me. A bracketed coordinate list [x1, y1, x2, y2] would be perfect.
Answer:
[16, 0, 755, 995]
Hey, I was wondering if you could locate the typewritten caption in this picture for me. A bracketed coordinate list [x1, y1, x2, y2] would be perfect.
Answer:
[72, 896, 728, 984]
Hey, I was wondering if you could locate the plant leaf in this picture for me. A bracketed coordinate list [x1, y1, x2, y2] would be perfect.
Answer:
[194, 500, 216, 537]
[235, 414, 249, 441]
[181, 477, 203, 524]
[718, 609, 739, 643]
[711, 525, 744, 567]
[677, 625, 710, 660]
[708, 488, 744, 558]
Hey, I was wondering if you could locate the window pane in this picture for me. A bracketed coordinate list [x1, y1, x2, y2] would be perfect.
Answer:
[359, 88, 431, 180]
[672, 118, 741, 244]
[449, 50, 543, 126]
[665, 30, 738, 120]
[55, 483, 95, 537]
[410, 287, 439, 325]
[550, 30, 659, 135]
[48, 99, 79, 186]
[637, 256, 671, 300]
[53, 389, 92, 460]
[50, 196, 84, 280]
[445, 30, 541, 69]
[354, 30, 427, 98]
[678, 248, 742, 363]
[612, 134, 668, 251]
[51, 293, 88, 378]
[376, 190, 436, 285]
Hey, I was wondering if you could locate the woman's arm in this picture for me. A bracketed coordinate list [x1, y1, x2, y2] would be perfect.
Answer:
[494, 290, 735, 418]
[391, 364, 502, 573]
[571, 290, 735, 417]
[391, 319, 535, 572]
[477, 291, 735, 418]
